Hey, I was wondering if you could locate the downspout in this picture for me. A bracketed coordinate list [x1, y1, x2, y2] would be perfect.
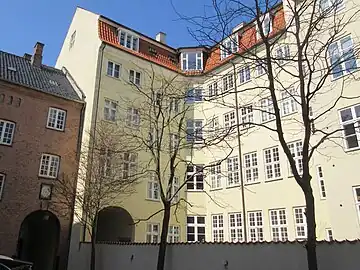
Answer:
[231, 61, 247, 242]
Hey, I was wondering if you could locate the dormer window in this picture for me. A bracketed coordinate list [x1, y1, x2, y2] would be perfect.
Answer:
[257, 13, 272, 39]
[181, 52, 203, 71]
[220, 36, 238, 60]
[118, 29, 139, 51]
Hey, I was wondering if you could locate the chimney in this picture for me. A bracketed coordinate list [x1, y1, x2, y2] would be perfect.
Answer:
[156, 32, 166, 44]
[23, 53, 32, 61]
[31, 42, 44, 67]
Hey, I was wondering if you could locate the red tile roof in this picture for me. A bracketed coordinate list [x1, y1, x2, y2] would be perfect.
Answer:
[98, 5, 285, 76]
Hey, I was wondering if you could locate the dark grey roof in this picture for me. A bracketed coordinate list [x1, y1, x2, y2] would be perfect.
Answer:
[0, 51, 82, 101]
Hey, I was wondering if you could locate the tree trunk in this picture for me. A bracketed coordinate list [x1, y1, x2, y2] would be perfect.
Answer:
[157, 203, 171, 270]
[90, 216, 98, 270]
[305, 187, 318, 270]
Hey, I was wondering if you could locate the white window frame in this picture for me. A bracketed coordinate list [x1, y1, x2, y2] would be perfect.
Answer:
[260, 97, 275, 122]
[212, 214, 224, 242]
[169, 176, 180, 202]
[39, 154, 60, 179]
[220, 35, 238, 60]
[293, 207, 307, 239]
[187, 216, 206, 242]
[0, 119, 15, 146]
[210, 162, 222, 189]
[0, 173, 5, 200]
[325, 228, 334, 241]
[317, 166, 327, 199]
[339, 104, 360, 150]
[281, 88, 297, 116]
[255, 60, 266, 76]
[168, 225, 180, 243]
[106, 61, 121, 78]
[276, 45, 290, 65]
[147, 173, 160, 201]
[208, 81, 218, 98]
[269, 209, 288, 242]
[229, 212, 243, 242]
[287, 141, 303, 175]
[121, 152, 137, 179]
[104, 99, 117, 122]
[129, 69, 141, 85]
[181, 51, 203, 71]
[222, 73, 234, 93]
[118, 29, 139, 51]
[146, 223, 160, 243]
[248, 211, 264, 242]
[169, 98, 180, 113]
[257, 13, 272, 39]
[186, 120, 203, 143]
[224, 111, 236, 131]
[227, 156, 240, 187]
[126, 107, 140, 127]
[353, 186, 360, 223]
[264, 146, 281, 180]
[240, 105, 254, 129]
[244, 152, 259, 184]
[238, 65, 251, 84]
[47, 107, 66, 131]
[169, 133, 179, 152]
[186, 164, 204, 191]
[69, 30, 76, 50]
[208, 116, 220, 138]
[319, 0, 345, 13]
[100, 148, 112, 177]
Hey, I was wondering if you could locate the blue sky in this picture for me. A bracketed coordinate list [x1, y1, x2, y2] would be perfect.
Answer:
[0, 0, 214, 66]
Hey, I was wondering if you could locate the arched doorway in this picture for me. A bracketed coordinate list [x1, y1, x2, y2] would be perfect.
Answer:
[17, 210, 60, 270]
[96, 207, 134, 242]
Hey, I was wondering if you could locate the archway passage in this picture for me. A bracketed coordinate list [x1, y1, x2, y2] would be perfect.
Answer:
[17, 210, 60, 270]
[96, 207, 134, 242]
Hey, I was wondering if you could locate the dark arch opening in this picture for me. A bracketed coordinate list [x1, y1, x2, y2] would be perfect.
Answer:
[17, 210, 60, 270]
[96, 206, 134, 242]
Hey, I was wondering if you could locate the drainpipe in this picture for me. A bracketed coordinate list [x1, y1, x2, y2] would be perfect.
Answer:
[231, 61, 247, 242]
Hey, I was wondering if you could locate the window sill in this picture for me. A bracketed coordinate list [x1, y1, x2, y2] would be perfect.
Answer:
[226, 184, 241, 189]
[331, 68, 359, 82]
[105, 74, 121, 81]
[38, 175, 57, 180]
[238, 79, 251, 86]
[102, 119, 117, 124]
[186, 189, 204, 193]
[244, 181, 261, 186]
[344, 146, 360, 153]
[46, 126, 65, 132]
[264, 177, 283, 183]
[260, 118, 275, 125]
[0, 142, 13, 147]
[210, 187, 223, 191]
[281, 110, 298, 118]
[145, 198, 161, 202]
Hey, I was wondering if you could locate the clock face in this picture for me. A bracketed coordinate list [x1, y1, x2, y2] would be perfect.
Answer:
[40, 185, 52, 199]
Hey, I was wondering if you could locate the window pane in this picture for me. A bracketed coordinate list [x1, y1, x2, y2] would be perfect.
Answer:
[187, 216, 194, 223]
[197, 217, 205, 224]
[340, 108, 353, 122]
[187, 53, 197, 70]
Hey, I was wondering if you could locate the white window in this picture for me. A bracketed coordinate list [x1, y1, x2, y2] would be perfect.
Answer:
[146, 223, 159, 243]
[257, 13, 272, 38]
[121, 152, 137, 179]
[222, 74, 234, 93]
[186, 120, 203, 143]
[353, 187, 360, 222]
[210, 162, 222, 189]
[129, 70, 141, 85]
[224, 111, 236, 131]
[293, 207, 307, 239]
[329, 36, 357, 79]
[186, 88, 203, 103]
[169, 176, 180, 202]
[69, 30, 76, 50]
[239, 66, 251, 84]
[46, 108, 66, 131]
[208, 82, 218, 98]
[320, 0, 344, 13]
[126, 108, 140, 127]
[260, 97, 275, 122]
[169, 98, 180, 113]
[168, 225, 180, 243]
[229, 213, 243, 242]
[281, 89, 297, 116]
[288, 141, 303, 175]
[244, 152, 259, 184]
[100, 148, 112, 177]
[106, 61, 120, 78]
[269, 209, 288, 242]
[169, 134, 179, 152]
[147, 173, 159, 200]
[0, 173, 5, 200]
[0, 120, 15, 145]
[104, 99, 117, 121]
[276, 45, 290, 65]
[255, 60, 266, 76]
[326, 228, 334, 241]
[264, 147, 281, 180]
[248, 211, 264, 242]
[221, 36, 238, 59]
[119, 29, 139, 51]
[181, 52, 203, 71]
[227, 156, 240, 186]
[208, 116, 220, 137]
[187, 216, 205, 242]
[39, 154, 60, 178]
[317, 166, 327, 199]
[240, 105, 254, 128]
[186, 164, 204, 190]
[212, 214, 224, 242]
[339, 104, 360, 150]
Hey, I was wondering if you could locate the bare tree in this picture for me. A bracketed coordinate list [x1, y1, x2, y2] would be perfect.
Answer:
[53, 122, 141, 270]
[174, 0, 360, 269]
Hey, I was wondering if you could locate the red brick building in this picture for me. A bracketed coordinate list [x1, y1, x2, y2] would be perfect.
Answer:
[0, 42, 85, 270]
